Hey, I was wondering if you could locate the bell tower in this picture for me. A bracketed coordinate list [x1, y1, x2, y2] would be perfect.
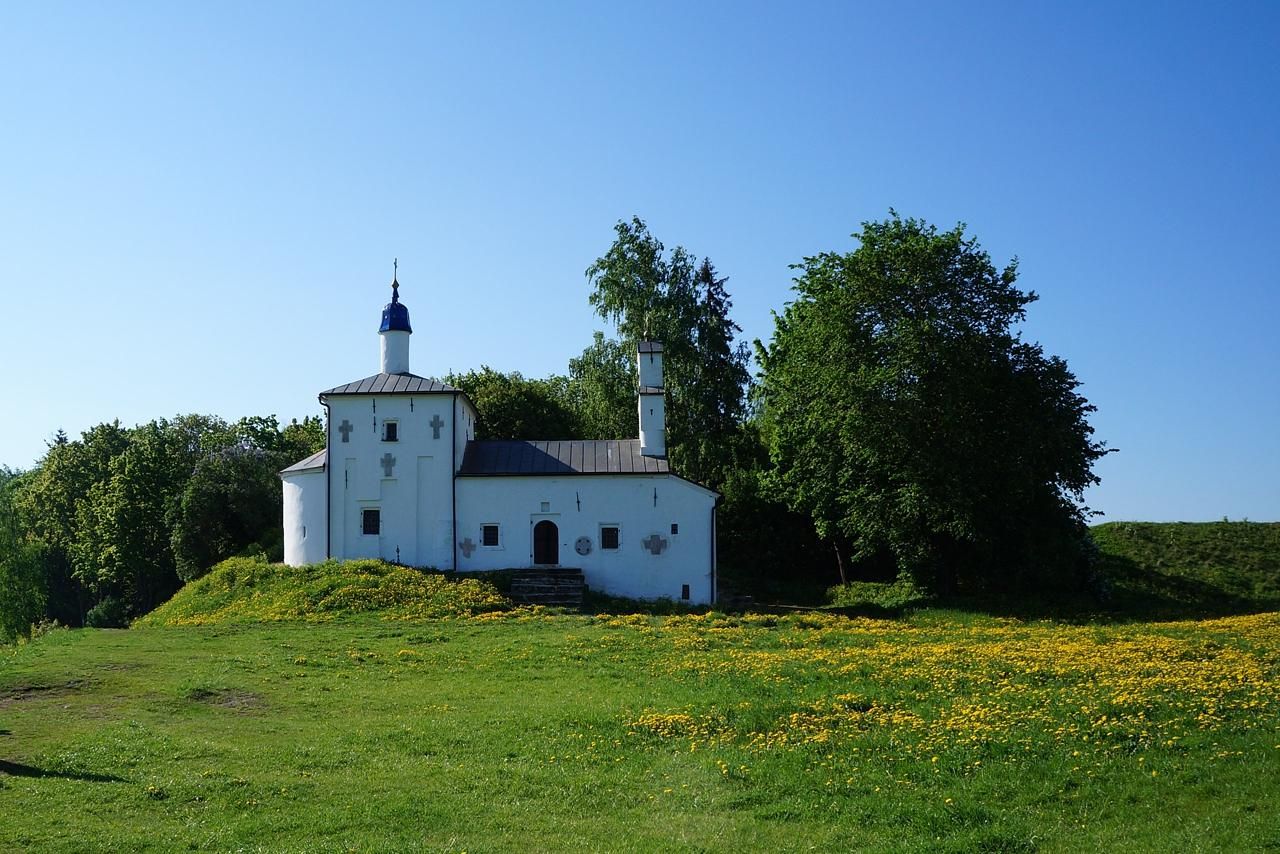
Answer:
[379, 260, 412, 375]
[637, 341, 665, 457]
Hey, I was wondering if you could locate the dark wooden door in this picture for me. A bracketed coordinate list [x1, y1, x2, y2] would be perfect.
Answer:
[533, 520, 559, 566]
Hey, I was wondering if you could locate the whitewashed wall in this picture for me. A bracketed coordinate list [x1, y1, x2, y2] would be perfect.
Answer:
[455, 474, 717, 604]
[379, 330, 410, 374]
[325, 392, 469, 568]
[638, 392, 666, 457]
[281, 468, 326, 566]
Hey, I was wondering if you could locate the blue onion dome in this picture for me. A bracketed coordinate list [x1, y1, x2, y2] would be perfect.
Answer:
[379, 275, 412, 333]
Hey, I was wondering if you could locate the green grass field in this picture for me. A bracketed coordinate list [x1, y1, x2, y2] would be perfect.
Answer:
[3, 527, 1280, 851]
[4, 605, 1279, 851]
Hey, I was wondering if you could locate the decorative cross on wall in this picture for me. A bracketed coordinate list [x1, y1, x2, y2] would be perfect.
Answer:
[338, 420, 353, 443]
[459, 537, 475, 558]
[641, 534, 668, 555]
[380, 452, 397, 477]
[429, 414, 445, 440]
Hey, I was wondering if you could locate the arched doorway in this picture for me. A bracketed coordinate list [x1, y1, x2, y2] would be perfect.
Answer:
[533, 520, 559, 566]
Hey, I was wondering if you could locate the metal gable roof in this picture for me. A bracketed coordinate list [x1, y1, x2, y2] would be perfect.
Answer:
[458, 440, 671, 476]
[279, 449, 327, 475]
[320, 372, 461, 397]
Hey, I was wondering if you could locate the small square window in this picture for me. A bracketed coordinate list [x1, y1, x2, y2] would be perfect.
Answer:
[383, 421, 398, 442]
[600, 526, 620, 550]
[540, 501, 551, 513]
[481, 524, 500, 547]
[362, 509, 380, 536]
[670, 523, 679, 535]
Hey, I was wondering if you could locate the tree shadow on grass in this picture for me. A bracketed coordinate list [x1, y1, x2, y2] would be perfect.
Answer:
[564, 552, 1277, 624]
[1091, 552, 1277, 622]
[579, 590, 712, 617]
[811, 602, 920, 620]
[578, 588, 919, 620]
[0, 760, 125, 783]
[934, 554, 1277, 625]
[760, 552, 1280, 625]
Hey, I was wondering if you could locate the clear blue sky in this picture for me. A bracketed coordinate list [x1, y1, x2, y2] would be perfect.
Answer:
[2, 2, 1276, 522]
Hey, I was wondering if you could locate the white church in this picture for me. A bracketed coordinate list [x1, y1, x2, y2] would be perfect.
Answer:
[280, 273, 719, 604]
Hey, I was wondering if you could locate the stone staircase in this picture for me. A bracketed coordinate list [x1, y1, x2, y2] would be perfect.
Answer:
[509, 568, 585, 607]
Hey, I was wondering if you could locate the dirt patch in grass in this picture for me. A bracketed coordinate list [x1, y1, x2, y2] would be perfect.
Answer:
[0, 680, 89, 708]
[184, 687, 266, 712]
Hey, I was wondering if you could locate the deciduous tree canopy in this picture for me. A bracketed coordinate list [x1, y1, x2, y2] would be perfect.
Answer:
[758, 213, 1110, 592]
[565, 332, 637, 442]
[8, 414, 325, 629]
[444, 367, 578, 441]
[586, 217, 751, 487]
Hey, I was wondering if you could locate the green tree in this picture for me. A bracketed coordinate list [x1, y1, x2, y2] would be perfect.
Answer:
[170, 447, 281, 581]
[566, 332, 637, 440]
[71, 420, 195, 613]
[15, 421, 130, 554]
[445, 367, 579, 441]
[757, 213, 1110, 593]
[0, 467, 47, 641]
[168, 413, 235, 458]
[712, 423, 832, 596]
[170, 415, 325, 582]
[13, 422, 130, 623]
[279, 416, 326, 462]
[585, 217, 750, 486]
[684, 258, 753, 483]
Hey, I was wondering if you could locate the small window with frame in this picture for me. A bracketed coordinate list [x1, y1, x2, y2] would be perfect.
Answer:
[382, 420, 399, 442]
[600, 525, 620, 551]
[362, 508, 381, 536]
[481, 523, 501, 548]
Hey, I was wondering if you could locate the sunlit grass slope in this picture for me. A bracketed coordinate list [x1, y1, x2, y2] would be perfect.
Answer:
[135, 556, 510, 626]
[4, 608, 1280, 851]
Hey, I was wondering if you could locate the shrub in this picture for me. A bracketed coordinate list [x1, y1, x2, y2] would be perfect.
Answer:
[0, 540, 48, 642]
[826, 577, 930, 611]
[84, 596, 129, 628]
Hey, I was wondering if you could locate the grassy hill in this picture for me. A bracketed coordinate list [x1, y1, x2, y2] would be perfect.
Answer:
[1092, 521, 1280, 615]
[136, 556, 511, 626]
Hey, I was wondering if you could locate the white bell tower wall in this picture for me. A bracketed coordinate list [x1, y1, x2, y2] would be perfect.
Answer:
[380, 330, 411, 374]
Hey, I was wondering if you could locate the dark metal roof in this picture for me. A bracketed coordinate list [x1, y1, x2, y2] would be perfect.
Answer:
[638, 341, 664, 353]
[280, 449, 326, 475]
[459, 440, 670, 476]
[320, 372, 460, 397]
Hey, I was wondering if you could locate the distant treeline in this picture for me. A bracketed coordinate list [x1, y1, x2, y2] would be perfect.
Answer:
[1, 213, 1113, 638]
